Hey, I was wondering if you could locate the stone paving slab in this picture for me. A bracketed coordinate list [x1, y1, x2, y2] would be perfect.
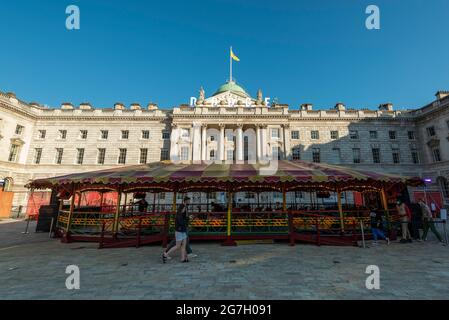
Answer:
[0, 221, 448, 300]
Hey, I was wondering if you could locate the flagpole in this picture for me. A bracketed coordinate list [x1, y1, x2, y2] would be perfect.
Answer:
[230, 46, 232, 82]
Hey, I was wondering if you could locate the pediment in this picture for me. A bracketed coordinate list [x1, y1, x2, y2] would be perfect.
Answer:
[426, 138, 440, 148]
[10, 137, 25, 146]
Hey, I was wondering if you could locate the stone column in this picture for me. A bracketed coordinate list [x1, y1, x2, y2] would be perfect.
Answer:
[169, 124, 179, 161]
[219, 124, 225, 161]
[256, 125, 261, 161]
[192, 123, 202, 161]
[201, 125, 207, 161]
[261, 125, 267, 160]
[283, 124, 291, 160]
[236, 124, 243, 161]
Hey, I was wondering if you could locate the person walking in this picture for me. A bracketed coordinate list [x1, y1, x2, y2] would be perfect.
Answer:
[397, 198, 412, 243]
[419, 199, 443, 243]
[162, 196, 191, 263]
[370, 207, 390, 246]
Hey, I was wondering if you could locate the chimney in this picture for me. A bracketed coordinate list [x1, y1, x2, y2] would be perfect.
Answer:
[147, 102, 158, 110]
[300, 103, 313, 111]
[435, 91, 449, 100]
[379, 103, 394, 111]
[335, 102, 346, 111]
[61, 102, 74, 110]
[114, 103, 125, 110]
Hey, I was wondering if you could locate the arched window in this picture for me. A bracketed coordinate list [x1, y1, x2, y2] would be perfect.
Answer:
[2, 177, 13, 192]
[437, 177, 449, 198]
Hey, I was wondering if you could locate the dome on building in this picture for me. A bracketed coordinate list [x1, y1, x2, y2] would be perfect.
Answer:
[212, 80, 250, 97]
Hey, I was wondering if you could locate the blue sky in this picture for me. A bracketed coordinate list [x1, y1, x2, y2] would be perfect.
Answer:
[0, 0, 448, 110]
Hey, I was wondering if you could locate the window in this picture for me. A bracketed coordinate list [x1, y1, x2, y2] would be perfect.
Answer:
[408, 131, 415, 140]
[162, 131, 170, 140]
[271, 128, 280, 139]
[118, 148, 127, 164]
[142, 130, 150, 139]
[210, 135, 215, 142]
[352, 148, 361, 164]
[180, 146, 189, 160]
[426, 126, 436, 137]
[411, 151, 420, 164]
[38, 130, 46, 139]
[330, 131, 339, 140]
[76, 148, 85, 164]
[209, 150, 216, 160]
[79, 130, 88, 140]
[432, 148, 441, 162]
[97, 148, 106, 165]
[15, 125, 24, 135]
[55, 148, 64, 164]
[392, 148, 400, 164]
[291, 131, 300, 140]
[8, 144, 20, 162]
[312, 148, 320, 163]
[58, 130, 67, 140]
[389, 131, 396, 140]
[292, 147, 301, 160]
[227, 149, 234, 160]
[33, 148, 42, 164]
[369, 131, 378, 139]
[295, 191, 303, 199]
[245, 192, 255, 199]
[160, 148, 169, 161]
[121, 130, 129, 140]
[311, 131, 319, 140]
[349, 130, 359, 140]
[100, 130, 109, 140]
[181, 128, 190, 138]
[372, 148, 381, 164]
[271, 146, 281, 160]
[139, 148, 148, 164]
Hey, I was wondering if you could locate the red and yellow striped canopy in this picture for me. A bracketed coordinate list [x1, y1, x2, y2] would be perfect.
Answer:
[27, 160, 423, 192]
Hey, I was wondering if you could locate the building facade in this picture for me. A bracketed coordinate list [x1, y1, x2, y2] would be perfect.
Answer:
[1, 82, 449, 216]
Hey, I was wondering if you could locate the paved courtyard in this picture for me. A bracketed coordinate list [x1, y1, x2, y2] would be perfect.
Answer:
[1, 220, 448, 300]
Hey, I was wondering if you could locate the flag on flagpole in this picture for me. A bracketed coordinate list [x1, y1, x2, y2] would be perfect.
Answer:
[230, 48, 240, 61]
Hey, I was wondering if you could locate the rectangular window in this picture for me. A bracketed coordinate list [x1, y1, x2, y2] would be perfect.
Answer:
[76, 148, 85, 165]
[312, 148, 320, 163]
[118, 148, 127, 164]
[408, 131, 415, 140]
[210, 135, 216, 142]
[271, 128, 280, 139]
[433, 148, 441, 162]
[392, 149, 400, 164]
[311, 131, 319, 140]
[140, 148, 148, 164]
[181, 128, 190, 138]
[100, 130, 109, 140]
[97, 148, 106, 165]
[349, 130, 359, 140]
[80, 130, 88, 140]
[121, 130, 129, 140]
[8, 144, 20, 162]
[33, 148, 43, 164]
[426, 126, 436, 137]
[180, 146, 189, 160]
[389, 131, 397, 140]
[330, 131, 339, 140]
[411, 151, 420, 164]
[162, 131, 170, 140]
[372, 148, 381, 164]
[369, 131, 378, 139]
[291, 131, 300, 140]
[58, 130, 67, 140]
[38, 130, 46, 139]
[15, 125, 24, 135]
[352, 148, 361, 164]
[160, 148, 169, 161]
[292, 147, 301, 160]
[141, 130, 150, 139]
[55, 148, 64, 164]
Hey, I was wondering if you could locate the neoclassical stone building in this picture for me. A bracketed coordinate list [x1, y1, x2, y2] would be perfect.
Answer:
[1, 81, 448, 216]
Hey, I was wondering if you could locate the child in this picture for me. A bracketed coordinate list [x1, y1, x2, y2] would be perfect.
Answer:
[370, 207, 390, 246]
